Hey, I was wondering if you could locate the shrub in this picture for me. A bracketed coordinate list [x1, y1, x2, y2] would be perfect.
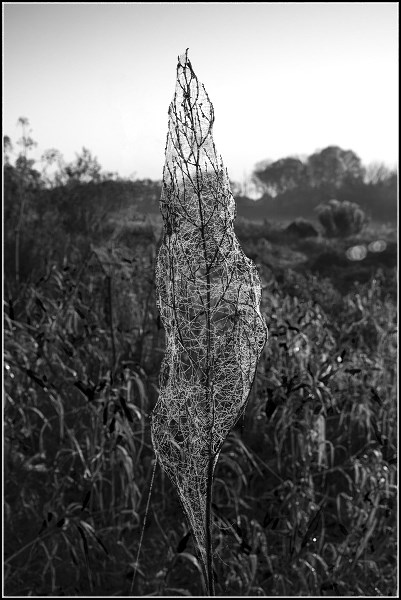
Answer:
[316, 199, 367, 238]
[285, 218, 319, 238]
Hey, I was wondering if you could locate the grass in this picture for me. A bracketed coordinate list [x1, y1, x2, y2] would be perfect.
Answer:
[4, 216, 397, 596]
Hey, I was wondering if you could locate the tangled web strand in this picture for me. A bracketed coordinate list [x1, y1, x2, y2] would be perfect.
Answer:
[151, 49, 268, 583]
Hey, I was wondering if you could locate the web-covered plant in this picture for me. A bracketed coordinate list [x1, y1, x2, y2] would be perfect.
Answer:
[151, 50, 268, 594]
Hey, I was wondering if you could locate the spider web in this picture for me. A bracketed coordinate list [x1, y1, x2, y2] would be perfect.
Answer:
[151, 50, 268, 572]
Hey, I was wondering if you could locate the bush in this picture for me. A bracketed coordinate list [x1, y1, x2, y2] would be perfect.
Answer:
[316, 199, 367, 238]
[285, 218, 319, 238]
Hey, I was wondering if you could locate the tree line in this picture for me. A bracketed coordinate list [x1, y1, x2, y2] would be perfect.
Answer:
[247, 146, 396, 221]
[3, 120, 397, 289]
[3, 118, 161, 286]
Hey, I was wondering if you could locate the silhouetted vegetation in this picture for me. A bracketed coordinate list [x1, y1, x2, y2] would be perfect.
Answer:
[249, 146, 396, 223]
[285, 218, 319, 239]
[4, 122, 397, 596]
[316, 199, 367, 238]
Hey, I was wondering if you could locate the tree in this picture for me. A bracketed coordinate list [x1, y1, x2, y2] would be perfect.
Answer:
[151, 50, 267, 596]
[364, 161, 396, 186]
[41, 148, 65, 187]
[4, 135, 13, 164]
[254, 157, 308, 196]
[13, 117, 40, 284]
[307, 146, 364, 192]
[63, 147, 103, 185]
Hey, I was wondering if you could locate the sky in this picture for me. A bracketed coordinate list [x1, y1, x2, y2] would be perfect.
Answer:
[3, 2, 398, 183]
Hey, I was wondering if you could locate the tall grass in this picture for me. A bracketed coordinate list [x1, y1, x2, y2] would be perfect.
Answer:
[4, 221, 397, 596]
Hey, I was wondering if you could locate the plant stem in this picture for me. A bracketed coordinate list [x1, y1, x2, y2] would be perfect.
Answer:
[188, 66, 216, 595]
[15, 177, 26, 285]
[205, 456, 215, 596]
[107, 274, 116, 379]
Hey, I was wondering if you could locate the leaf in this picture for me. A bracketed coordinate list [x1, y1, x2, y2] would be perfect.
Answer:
[321, 579, 340, 594]
[248, 553, 258, 579]
[285, 319, 300, 333]
[371, 419, 384, 444]
[39, 519, 47, 535]
[132, 372, 147, 409]
[35, 297, 47, 313]
[301, 508, 322, 548]
[232, 522, 243, 538]
[264, 516, 280, 530]
[81, 490, 91, 512]
[74, 381, 95, 403]
[61, 341, 74, 357]
[76, 524, 90, 565]
[26, 368, 48, 391]
[103, 402, 108, 425]
[307, 552, 328, 575]
[370, 387, 383, 406]
[69, 547, 79, 566]
[178, 552, 204, 576]
[265, 398, 278, 419]
[94, 534, 109, 556]
[240, 539, 252, 554]
[119, 395, 134, 422]
[262, 512, 271, 528]
[319, 364, 333, 384]
[165, 588, 191, 596]
[109, 417, 115, 434]
[127, 562, 145, 579]
[176, 530, 192, 553]
[307, 363, 315, 379]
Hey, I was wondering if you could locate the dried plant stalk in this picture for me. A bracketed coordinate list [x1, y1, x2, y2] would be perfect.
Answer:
[151, 49, 268, 595]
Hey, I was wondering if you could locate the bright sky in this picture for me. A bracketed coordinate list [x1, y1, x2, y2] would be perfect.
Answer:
[3, 2, 398, 182]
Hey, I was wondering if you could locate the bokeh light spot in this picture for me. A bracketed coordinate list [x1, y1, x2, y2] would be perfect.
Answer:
[346, 245, 368, 261]
[368, 240, 387, 253]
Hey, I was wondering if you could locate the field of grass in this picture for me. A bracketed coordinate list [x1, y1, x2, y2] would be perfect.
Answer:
[4, 215, 397, 596]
